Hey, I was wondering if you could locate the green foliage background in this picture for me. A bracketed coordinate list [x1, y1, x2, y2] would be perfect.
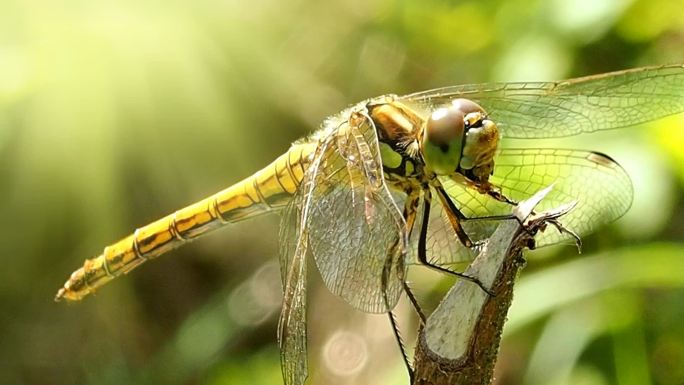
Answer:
[0, 0, 683, 384]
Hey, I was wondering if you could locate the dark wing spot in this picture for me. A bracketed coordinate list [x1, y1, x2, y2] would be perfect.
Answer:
[586, 152, 619, 168]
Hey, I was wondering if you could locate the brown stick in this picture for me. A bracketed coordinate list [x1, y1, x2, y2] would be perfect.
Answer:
[412, 188, 577, 385]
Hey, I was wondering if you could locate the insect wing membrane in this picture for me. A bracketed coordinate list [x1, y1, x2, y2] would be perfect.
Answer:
[403, 64, 684, 138]
[442, 148, 633, 247]
[306, 113, 406, 313]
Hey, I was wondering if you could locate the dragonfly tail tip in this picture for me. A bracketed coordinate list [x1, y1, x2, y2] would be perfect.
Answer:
[54, 289, 65, 302]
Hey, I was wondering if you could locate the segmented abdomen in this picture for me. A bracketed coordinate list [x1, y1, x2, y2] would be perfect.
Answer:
[56, 142, 316, 301]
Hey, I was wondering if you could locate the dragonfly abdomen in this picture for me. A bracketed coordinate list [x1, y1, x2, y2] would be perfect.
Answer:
[55, 142, 316, 302]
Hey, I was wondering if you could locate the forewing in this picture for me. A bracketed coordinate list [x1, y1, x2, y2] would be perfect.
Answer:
[402, 64, 684, 138]
[443, 148, 633, 247]
[307, 112, 407, 314]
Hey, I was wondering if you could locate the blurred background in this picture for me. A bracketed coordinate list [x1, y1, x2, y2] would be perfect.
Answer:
[1, 0, 683, 384]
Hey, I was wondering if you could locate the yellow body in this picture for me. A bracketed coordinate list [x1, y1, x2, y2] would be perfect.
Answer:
[56, 142, 317, 301]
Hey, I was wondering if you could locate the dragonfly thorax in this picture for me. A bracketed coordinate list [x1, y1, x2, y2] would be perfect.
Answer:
[368, 100, 425, 178]
[421, 98, 500, 182]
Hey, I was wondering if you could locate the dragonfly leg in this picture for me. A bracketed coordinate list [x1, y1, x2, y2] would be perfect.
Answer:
[387, 310, 414, 381]
[459, 182, 529, 225]
[401, 192, 427, 322]
[402, 280, 425, 322]
[381, 239, 415, 381]
[482, 184, 518, 206]
[420, 188, 495, 297]
[474, 182, 535, 226]
[432, 185, 475, 247]
[466, 183, 583, 252]
[547, 218, 583, 252]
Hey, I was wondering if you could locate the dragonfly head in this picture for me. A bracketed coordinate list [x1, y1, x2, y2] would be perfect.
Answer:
[421, 98, 500, 182]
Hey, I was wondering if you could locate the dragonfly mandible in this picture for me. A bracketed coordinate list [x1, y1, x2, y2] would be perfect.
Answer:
[56, 64, 684, 385]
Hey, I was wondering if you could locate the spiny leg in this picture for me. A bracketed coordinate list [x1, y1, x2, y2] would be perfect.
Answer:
[420, 187, 494, 296]
[462, 182, 581, 251]
[401, 279, 425, 323]
[437, 183, 518, 223]
[480, 182, 518, 205]
[386, 310, 414, 382]
[379, 191, 438, 381]
[381, 239, 414, 381]
[401, 192, 427, 323]
[482, 185, 581, 249]
[470, 182, 580, 245]
[436, 183, 518, 250]
[433, 184, 475, 247]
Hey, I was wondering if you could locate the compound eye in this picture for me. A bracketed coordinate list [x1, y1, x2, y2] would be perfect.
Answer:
[425, 107, 465, 152]
[451, 98, 486, 115]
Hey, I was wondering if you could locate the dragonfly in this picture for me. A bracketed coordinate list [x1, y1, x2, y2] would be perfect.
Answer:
[56, 64, 684, 385]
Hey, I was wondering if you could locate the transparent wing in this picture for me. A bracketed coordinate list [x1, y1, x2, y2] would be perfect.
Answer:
[308, 111, 407, 314]
[277, 196, 309, 385]
[276, 110, 409, 384]
[308, 119, 406, 313]
[402, 64, 684, 138]
[443, 148, 633, 248]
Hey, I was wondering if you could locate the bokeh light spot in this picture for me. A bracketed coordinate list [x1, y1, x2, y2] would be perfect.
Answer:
[322, 329, 368, 377]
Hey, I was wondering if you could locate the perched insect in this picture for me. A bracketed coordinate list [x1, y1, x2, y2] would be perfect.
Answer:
[56, 64, 684, 385]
